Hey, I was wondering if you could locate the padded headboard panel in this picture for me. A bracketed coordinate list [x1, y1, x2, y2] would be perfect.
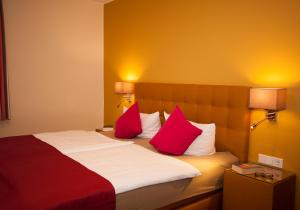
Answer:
[135, 83, 250, 163]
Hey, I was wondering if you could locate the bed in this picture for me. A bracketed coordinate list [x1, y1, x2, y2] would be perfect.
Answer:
[102, 132, 239, 210]
[128, 82, 251, 209]
[0, 83, 250, 210]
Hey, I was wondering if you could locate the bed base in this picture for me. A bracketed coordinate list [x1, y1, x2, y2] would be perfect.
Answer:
[159, 189, 223, 210]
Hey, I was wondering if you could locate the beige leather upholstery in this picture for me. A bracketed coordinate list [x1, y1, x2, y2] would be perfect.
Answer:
[135, 83, 250, 162]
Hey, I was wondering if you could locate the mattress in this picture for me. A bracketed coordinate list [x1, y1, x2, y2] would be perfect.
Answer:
[102, 132, 239, 210]
[35, 131, 200, 194]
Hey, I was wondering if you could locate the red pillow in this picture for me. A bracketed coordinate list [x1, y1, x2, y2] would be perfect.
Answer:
[114, 102, 142, 139]
[150, 106, 202, 155]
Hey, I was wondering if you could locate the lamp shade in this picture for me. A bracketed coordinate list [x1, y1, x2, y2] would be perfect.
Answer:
[249, 88, 286, 111]
[114, 82, 134, 94]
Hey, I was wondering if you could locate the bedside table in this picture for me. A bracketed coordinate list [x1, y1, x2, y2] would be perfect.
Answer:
[223, 165, 296, 210]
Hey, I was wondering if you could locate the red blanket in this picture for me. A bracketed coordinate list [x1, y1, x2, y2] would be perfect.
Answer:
[0, 135, 115, 210]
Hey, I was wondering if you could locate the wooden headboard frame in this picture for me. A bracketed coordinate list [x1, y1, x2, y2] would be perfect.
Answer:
[135, 83, 250, 163]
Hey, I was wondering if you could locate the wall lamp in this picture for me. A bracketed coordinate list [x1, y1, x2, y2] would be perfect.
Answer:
[249, 88, 287, 130]
[115, 81, 134, 108]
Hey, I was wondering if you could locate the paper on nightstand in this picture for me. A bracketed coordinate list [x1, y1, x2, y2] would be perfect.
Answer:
[102, 127, 114, 132]
[256, 167, 283, 180]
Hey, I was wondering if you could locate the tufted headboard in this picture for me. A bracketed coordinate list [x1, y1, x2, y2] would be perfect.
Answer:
[135, 83, 250, 163]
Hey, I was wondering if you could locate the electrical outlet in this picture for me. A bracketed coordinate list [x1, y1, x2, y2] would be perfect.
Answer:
[258, 154, 284, 168]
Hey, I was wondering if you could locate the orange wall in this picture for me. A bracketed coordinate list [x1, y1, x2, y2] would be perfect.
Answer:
[0, 0, 104, 137]
[104, 0, 300, 208]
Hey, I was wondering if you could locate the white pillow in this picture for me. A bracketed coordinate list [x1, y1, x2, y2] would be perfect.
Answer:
[164, 112, 216, 156]
[123, 107, 161, 138]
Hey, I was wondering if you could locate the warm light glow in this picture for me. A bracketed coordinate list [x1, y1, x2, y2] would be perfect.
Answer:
[119, 65, 142, 82]
[124, 73, 139, 82]
[249, 88, 287, 111]
[246, 54, 300, 87]
[118, 54, 146, 82]
[249, 69, 299, 86]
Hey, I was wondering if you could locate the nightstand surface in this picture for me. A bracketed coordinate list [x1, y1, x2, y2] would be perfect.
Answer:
[238, 164, 295, 184]
[223, 165, 296, 210]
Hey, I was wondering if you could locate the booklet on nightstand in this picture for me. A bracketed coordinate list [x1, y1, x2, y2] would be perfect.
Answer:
[232, 163, 262, 175]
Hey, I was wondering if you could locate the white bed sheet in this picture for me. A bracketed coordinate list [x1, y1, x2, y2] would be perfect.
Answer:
[34, 130, 201, 194]
[34, 130, 133, 154]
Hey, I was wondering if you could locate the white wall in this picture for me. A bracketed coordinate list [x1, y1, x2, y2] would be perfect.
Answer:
[0, 0, 104, 137]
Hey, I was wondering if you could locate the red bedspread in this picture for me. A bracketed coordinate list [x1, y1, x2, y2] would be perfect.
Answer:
[0, 135, 115, 210]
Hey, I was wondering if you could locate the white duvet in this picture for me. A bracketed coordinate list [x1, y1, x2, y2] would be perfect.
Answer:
[34, 130, 201, 194]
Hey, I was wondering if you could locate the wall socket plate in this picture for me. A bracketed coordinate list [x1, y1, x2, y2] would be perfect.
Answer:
[258, 154, 284, 168]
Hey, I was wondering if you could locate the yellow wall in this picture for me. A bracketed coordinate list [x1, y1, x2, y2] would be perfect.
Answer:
[104, 0, 300, 208]
[0, 0, 104, 137]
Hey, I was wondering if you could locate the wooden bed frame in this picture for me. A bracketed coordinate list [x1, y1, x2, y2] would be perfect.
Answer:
[135, 82, 251, 210]
[160, 189, 223, 210]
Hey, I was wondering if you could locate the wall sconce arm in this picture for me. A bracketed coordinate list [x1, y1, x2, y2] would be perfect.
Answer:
[116, 94, 132, 108]
[250, 110, 277, 130]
